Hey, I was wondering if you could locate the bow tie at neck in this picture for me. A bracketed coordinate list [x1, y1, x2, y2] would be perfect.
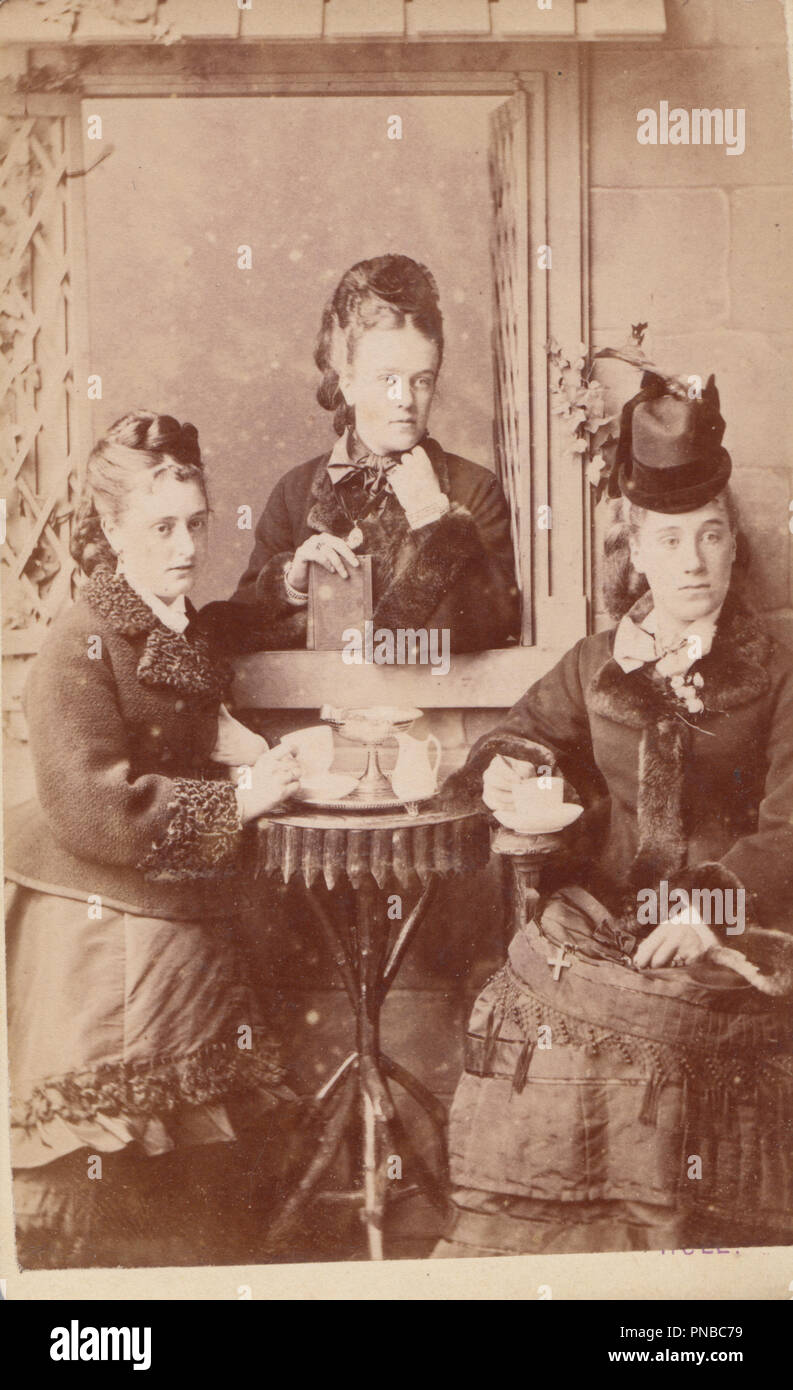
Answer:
[613, 601, 722, 678]
[326, 430, 419, 495]
[340, 454, 401, 495]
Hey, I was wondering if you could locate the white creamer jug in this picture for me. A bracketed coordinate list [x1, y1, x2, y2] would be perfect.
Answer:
[390, 731, 442, 802]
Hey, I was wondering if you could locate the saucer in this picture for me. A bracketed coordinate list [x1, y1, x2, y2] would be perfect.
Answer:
[493, 804, 583, 835]
[295, 774, 359, 804]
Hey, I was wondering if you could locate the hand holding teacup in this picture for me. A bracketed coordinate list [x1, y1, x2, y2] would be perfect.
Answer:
[278, 725, 335, 780]
[234, 745, 301, 823]
[483, 753, 562, 810]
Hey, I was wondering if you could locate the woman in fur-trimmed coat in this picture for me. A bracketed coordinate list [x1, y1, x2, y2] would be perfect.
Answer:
[201, 255, 519, 654]
[5, 412, 303, 1269]
[433, 376, 793, 1256]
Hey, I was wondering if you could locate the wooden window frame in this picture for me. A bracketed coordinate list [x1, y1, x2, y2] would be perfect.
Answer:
[16, 42, 590, 708]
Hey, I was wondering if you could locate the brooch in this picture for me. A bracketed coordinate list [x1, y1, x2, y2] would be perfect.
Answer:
[668, 670, 705, 714]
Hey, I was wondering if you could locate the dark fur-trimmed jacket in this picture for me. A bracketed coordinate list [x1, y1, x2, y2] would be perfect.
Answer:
[442, 585, 793, 991]
[5, 567, 260, 921]
[200, 436, 520, 652]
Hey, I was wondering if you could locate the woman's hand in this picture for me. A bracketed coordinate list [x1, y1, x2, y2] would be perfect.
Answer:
[482, 753, 546, 812]
[482, 755, 521, 812]
[210, 703, 269, 766]
[634, 916, 720, 970]
[235, 746, 301, 823]
[286, 534, 360, 593]
[389, 446, 448, 529]
[389, 445, 442, 506]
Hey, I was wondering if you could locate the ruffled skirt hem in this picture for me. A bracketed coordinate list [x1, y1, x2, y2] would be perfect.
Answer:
[11, 1084, 294, 1169]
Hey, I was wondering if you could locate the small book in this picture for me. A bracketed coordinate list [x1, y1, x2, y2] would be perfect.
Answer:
[307, 553, 374, 650]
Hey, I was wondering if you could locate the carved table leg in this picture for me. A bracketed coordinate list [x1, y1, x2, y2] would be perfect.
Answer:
[490, 825, 566, 934]
[264, 872, 446, 1259]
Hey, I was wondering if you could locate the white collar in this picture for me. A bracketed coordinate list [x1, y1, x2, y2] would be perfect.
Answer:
[613, 601, 723, 676]
[118, 567, 190, 634]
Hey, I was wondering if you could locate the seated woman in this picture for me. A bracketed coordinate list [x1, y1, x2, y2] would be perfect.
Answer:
[4, 411, 303, 1269]
[204, 253, 519, 653]
[433, 374, 793, 1256]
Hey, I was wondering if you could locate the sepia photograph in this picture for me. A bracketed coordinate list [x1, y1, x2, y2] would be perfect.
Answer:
[1, 0, 792, 1317]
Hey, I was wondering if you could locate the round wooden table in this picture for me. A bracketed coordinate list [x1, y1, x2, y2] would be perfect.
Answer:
[254, 804, 489, 1260]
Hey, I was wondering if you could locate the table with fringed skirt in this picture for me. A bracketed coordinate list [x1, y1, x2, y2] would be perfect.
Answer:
[254, 805, 489, 1260]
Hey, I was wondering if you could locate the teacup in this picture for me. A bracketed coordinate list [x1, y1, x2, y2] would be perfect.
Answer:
[280, 725, 335, 778]
[512, 775, 565, 824]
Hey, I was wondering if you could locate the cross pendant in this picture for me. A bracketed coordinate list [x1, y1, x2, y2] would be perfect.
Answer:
[548, 943, 573, 981]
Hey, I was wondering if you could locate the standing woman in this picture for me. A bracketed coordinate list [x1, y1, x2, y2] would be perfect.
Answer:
[5, 412, 301, 1269]
[205, 254, 519, 652]
[434, 375, 793, 1255]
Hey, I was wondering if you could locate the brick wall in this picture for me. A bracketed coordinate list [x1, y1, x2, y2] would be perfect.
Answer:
[588, 0, 793, 637]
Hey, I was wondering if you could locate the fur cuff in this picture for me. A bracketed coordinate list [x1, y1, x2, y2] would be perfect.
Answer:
[140, 778, 244, 881]
[254, 550, 295, 611]
[250, 552, 309, 649]
[373, 506, 484, 632]
[438, 735, 570, 810]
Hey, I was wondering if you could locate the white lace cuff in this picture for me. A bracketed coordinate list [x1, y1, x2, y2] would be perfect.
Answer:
[283, 561, 308, 605]
[403, 493, 451, 531]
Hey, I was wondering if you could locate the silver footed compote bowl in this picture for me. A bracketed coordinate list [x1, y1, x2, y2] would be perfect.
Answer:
[320, 704, 422, 803]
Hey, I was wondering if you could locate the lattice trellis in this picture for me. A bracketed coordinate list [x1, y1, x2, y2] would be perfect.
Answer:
[489, 90, 531, 636]
[1, 102, 90, 656]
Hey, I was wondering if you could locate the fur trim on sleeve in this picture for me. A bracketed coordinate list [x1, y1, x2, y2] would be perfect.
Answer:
[139, 778, 244, 881]
[249, 551, 309, 649]
[372, 506, 485, 632]
[437, 735, 569, 810]
[254, 550, 295, 609]
[201, 554, 308, 653]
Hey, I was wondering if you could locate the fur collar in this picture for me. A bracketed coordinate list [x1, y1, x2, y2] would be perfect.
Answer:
[83, 566, 232, 699]
[305, 435, 452, 536]
[588, 585, 774, 729]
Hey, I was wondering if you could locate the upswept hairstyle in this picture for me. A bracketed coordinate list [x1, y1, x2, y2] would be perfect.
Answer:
[314, 254, 444, 436]
[70, 411, 206, 576]
[602, 486, 747, 621]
